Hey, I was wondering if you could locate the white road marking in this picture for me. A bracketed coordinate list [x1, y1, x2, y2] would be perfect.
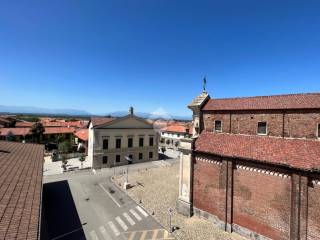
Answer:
[136, 206, 148, 217]
[130, 209, 142, 221]
[108, 221, 120, 236]
[123, 212, 135, 225]
[99, 226, 112, 240]
[98, 183, 121, 208]
[90, 230, 99, 240]
[115, 216, 128, 231]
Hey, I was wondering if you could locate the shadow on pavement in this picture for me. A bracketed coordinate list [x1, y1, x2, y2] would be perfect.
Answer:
[41, 180, 86, 240]
[158, 153, 173, 160]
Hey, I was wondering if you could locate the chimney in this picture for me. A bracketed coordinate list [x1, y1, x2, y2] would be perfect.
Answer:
[129, 106, 134, 115]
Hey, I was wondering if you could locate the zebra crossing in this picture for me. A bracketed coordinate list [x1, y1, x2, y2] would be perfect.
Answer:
[89, 206, 149, 240]
[123, 229, 175, 240]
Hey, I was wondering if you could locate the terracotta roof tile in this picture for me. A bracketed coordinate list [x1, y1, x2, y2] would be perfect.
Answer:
[195, 131, 320, 171]
[42, 121, 86, 128]
[0, 117, 11, 124]
[0, 128, 32, 136]
[0, 141, 44, 240]
[43, 127, 75, 135]
[161, 122, 193, 134]
[91, 118, 115, 127]
[202, 93, 320, 111]
[74, 129, 88, 141]
[15, 122, 34, 128]
[161, 125, 186, 133]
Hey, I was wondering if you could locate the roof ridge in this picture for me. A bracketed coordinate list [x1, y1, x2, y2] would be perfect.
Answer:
[212, 92, 320, 101]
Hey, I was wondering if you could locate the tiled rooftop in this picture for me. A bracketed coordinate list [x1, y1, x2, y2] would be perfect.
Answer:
[74, 129, 88, 141]
[195, 131, 320, 171]
[15, 122, 35, 128]
[43, 127, 75, 135]
[0, 128, 32, 136]
[202, 93, 320, 111]
[91, 117, 115, 127]
[0, 141, 44, 240]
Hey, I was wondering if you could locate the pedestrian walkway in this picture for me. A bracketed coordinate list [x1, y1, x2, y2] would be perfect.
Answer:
[88, 206, 151, 240]
[122, 229, 175, 240]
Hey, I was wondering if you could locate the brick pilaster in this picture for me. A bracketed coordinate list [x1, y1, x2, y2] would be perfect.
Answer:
[222, 159, 234, 232]
[290, 173, 308, 240]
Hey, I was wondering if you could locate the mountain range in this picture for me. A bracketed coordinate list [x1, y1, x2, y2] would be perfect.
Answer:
[0, 105, 191, 120]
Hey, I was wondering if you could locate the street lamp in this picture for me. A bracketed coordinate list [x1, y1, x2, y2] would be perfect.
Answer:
[124, 155, 132, 189]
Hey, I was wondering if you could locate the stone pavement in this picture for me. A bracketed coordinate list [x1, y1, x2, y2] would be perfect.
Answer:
[113, 162, 247, 240]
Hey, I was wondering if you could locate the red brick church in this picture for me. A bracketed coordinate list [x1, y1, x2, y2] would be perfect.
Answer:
[177, 91, 320, 240]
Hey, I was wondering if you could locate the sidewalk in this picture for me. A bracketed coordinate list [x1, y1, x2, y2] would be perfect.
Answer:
[43, 155, 92, 176]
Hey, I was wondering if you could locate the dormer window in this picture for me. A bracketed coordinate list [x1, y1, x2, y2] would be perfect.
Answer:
[257, 122, 267, 135]
[214, 120, 222, 132]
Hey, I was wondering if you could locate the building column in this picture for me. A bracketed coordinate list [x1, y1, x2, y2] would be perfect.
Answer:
[290, 173, 308, 240]
[176, 138, 194, 217]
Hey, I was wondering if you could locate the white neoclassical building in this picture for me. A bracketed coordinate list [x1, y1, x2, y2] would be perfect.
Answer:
[88, 107, 159, 169]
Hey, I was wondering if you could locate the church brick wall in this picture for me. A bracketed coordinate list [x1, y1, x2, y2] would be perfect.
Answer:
[202, 110, 320, 139]
[233, 165, 291, 240]
[307, 178, 320, 240]
[193, 152, 320, 240]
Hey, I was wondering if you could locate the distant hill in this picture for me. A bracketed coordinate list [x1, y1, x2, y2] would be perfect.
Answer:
[0, 105, 191, 120]
[0, 105, 91, 116]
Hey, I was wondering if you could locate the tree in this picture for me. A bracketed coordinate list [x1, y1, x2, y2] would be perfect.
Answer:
[54, 134, 65, 144]
[31, 122, 45, 143]
[79, 154, 86, 169]
[6, 131, 15, 141]
[58, 140, 72, 154]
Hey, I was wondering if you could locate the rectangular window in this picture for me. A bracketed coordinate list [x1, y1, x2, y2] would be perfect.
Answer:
[318, 123, 320, 138]
[139, 153, 143, 160]
[116, 155, 120, 162]
[149, 152, 153, 159]
[214, 120, 222, 132]
[103, 139, 108, 149]
[149, 137, 154, 146]
[257, 122, 267, 135]
[102, 156, 108, 164]
[116, 139, 121, 149]
[128, 138, 133, 148]
[139, 137, 144, 147]
[129, 154, 133, 161]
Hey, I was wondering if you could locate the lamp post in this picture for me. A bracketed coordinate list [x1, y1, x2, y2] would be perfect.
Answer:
[124, 155, 132, 189]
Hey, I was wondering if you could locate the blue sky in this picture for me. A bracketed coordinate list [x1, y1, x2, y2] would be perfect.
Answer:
[1, 0, 320, 117]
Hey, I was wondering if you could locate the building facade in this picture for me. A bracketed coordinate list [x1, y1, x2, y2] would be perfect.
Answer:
[160, 123, 192, 149]
[88, 107, 159, 168]
[177, 92, 320, 240]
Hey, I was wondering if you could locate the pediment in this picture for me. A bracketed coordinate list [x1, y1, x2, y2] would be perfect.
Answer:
[95, 115, 153, 129]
